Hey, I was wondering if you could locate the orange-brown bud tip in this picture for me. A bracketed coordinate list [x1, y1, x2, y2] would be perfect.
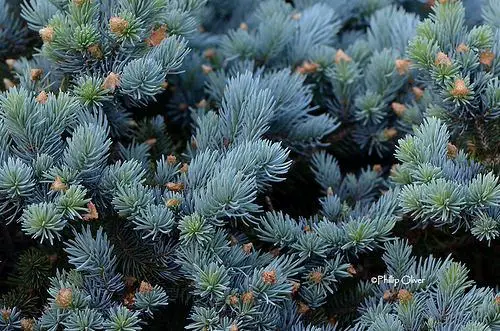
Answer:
[51, 176, 68, 192]
[139, 281, 153, 293]
[103, 72, 120, 92]
[451, 79, 469, 97]
[456, 43, 469, 53]
[30, 68, 43, 81]
[335, 49, 352, 64]
[39, 26, 55, 43]
[82, 201, 99, 221]
[435, 52, 452, 67]
[447, 143, 458, 159]
[383, 128, 398, 139]
[480, 50, 495, 67]
[55, 288, 73, 308]
[397, 289, 413, 304]
[412, 86, 425, 100]
[395, 59, 411, 75]
[262, 270, 277, 285]
[165, 182, 184, 192]
[36, 91, 49, 104]
[147, 25, 168, 47]
[109, 16, 129, 35]
[391, 102, 406, 116]
[166, 154, 177, 165]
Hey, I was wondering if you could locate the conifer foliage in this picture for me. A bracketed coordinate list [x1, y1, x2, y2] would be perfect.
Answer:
[0, 0, 500, 330]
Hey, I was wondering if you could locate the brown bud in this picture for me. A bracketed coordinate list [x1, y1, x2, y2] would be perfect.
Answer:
[39, 26, 55, 43]
[201, 64, 213, 74]
[20, 318, 35, 331]
[397, 289, 413, 304]
[295, 66, 305, 75]
[229, 323, 238, 331]
[139, 281, 153, 293]
[179, 103, 189, 111]
[51, 176, 68, 192]
[383, 128, 398, 140]
[467, 141, 476, 155]
[412, 86, 424, 101]
[372, 164, 383, 173]
[291, 12, 301, 20]
[262, 270, 277, 285]
[180, 163, 189, 173]
[242, 242, 253, 254]
[391, 102, 406, 116]
[0, 309, 10, 320]
[451, 79, 469, 97]
[87, 44, 103, 58]
[30, 68, 43, 81]
[144, 138, 157, 146]
[109, 16, 129, 35]
[239, 22, 248, 31]
[309, 271, 323, 284]
[480, 50, 495, 67]
[347, 264, 357, 275]
[161, 81, 169, 89]
[335, 49, 352, 64]
[327, 187, 334, 196]
[435, 52, 452, 67]
[166, 154, 177, 165]
[456, 43, 469, 53]
[383, 289, 397, 302]
[203, 48, 216, 59]
[123, 292, 135, 307]
[296, 61, 319, 74]
[5, 59, 16, 70]
[291, 281, 301, 295]
[166, 198, 181, 208]
[297, 302, 310, 314]
[228, 295, 239, 305]
[124, 276, 137, 287]
[196, 99, 208, 109]
[303, 61, 319, 73]
[495, 296, 500, 305]
[82, 201, 98, 221]
[73, 0, 87, 6]
[241, 291, 254, 304]
[147, 25, 168, 47]
[3, 78, 15, 89]
[56, 288, 73, 308]
[103, 72, 120, 92]
[395, 59, 411, 75]
[165, 182, 184, 192]
[36, 91, 49, 104]
[303, 225, 312, 232]
[447, 143, 458, 159]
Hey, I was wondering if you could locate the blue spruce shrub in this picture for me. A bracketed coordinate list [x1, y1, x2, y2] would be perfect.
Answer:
[0, 0, 499, 330]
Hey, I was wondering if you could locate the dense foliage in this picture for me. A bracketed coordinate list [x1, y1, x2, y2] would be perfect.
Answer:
[0, 0, 499, 330]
